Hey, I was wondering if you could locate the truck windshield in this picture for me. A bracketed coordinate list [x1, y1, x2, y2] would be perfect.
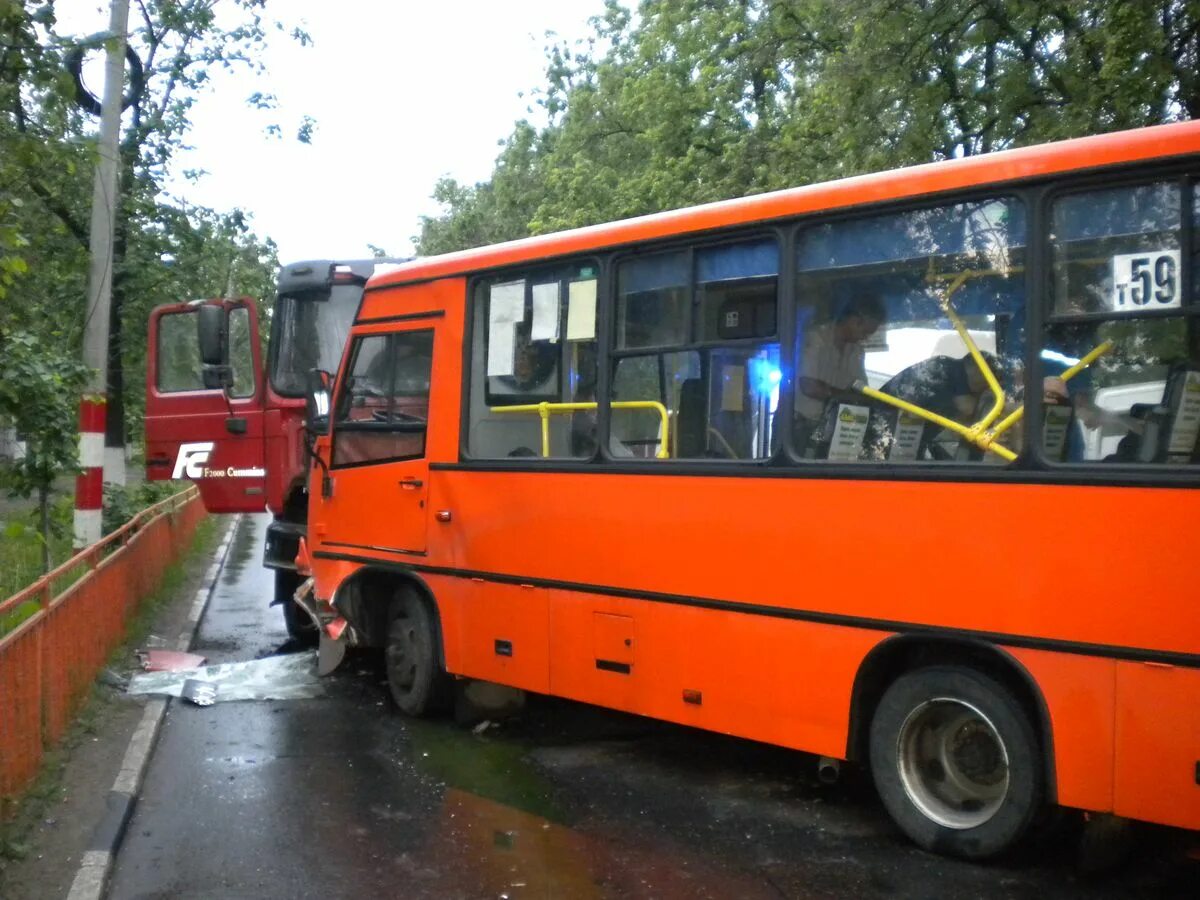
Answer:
[270, 283, 363, 396]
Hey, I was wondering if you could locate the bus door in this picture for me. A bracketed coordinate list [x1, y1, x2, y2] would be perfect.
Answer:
[324, 323, 438, 556]
[145, 299, 268, 513]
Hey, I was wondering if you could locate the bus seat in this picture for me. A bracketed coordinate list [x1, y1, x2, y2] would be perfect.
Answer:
[1107, 365, 1200, 463]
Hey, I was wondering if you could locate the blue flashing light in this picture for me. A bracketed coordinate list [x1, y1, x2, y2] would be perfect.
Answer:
[748, 357, 783, 395]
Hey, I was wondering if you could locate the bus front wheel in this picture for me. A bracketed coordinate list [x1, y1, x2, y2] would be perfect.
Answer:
[869, 665, 1043, 859]
[385, 590, 451, 717]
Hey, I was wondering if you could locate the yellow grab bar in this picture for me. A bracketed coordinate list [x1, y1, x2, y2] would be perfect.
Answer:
[491, 400, 671, 458]
[979, 339, 1114, 451]
[859, 383, 1017, 461]
[863, 339, 1114, 462]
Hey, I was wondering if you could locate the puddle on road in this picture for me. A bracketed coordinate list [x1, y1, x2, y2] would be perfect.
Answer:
[386, 717, 794, 899]
[126, 650, 325, 702]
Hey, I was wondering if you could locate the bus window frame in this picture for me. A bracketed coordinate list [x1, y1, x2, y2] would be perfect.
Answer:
[446, 158, 1200, 487]
[461, 255, 606, 464]
[604, 229, 784, 465]
[330, 328, 435, 470]
[1031, 168, 1200, 473]
[782, 190, 1032, 470]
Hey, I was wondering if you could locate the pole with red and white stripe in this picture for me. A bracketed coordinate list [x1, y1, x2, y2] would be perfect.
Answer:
[73, 0, 129, 549]
[75, 397, 106, 545]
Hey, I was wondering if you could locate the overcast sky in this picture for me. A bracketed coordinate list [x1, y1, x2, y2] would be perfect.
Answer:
[60, 0, 606, 262]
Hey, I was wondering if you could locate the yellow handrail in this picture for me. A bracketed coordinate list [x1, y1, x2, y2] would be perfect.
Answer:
[492, 400, 671, 458]
[977, 339, 1114, 452]
[862, 338, 1112, 462]
[860, 268, 1112, 462]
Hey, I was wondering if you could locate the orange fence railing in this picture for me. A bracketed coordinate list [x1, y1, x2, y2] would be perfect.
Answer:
[0, 486, 205, 808]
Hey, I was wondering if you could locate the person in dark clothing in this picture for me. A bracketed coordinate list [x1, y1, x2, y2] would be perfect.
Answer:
[866, 351, 999, 460]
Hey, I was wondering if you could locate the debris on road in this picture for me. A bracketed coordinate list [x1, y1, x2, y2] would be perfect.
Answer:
[181, 679, 218, 706]
[127, 651, 325, 703]
[137, 649, 207, 672]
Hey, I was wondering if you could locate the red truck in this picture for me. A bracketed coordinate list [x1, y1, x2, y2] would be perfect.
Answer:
[144, 259, 405, 640]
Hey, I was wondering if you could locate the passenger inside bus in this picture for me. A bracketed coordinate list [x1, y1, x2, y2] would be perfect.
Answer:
[794, 294, 886, 451]
[864, 351, 999, 460]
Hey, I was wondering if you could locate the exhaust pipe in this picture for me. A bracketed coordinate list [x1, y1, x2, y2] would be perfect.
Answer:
[817, 756, 841, 785]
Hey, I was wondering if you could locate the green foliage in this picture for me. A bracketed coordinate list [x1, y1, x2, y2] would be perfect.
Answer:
[0, 0, 300, 458]
[100, 480, 178, 536]
[415, 0, 1200, 254]
[0, 332, 88, 502]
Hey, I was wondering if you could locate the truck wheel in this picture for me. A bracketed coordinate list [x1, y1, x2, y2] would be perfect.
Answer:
[869, 665, 1043, 860]
[278, 570, 317, 645]
[385, 590, 451, 716]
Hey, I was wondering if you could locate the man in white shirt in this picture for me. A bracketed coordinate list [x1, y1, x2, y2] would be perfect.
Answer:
[795, 294, 886, 448]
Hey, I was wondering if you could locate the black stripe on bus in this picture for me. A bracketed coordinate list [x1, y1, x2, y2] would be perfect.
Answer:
[428, 459, 1200, 489]
[311, 550, 1200, 669]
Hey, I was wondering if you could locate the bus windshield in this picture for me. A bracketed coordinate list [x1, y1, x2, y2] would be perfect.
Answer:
[270, 283, 363, 396]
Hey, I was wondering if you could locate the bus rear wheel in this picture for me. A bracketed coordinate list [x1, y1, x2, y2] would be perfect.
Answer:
[385, 590, 451, 717]
[869, 665, 1043, 860]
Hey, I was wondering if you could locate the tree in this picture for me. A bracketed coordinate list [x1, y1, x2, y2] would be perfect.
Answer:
[415, 0, 1200, 254]
[0, 331, 88, 571]
[1, 0, 302, 481]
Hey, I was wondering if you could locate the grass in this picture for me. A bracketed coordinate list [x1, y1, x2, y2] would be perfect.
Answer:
[0, 479, 182, 614]
[0, 515, 219, 872]
[0, 601, 40, 638]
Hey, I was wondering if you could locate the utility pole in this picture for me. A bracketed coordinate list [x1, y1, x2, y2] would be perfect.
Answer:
[74, 0, 130, 548]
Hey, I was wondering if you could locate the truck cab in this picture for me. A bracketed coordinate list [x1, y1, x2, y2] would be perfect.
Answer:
[145, 258, 408, 638]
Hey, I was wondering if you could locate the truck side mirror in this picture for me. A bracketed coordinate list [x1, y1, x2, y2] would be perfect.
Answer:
[306, 369, 332, 434]
[198, 304, 232, 390]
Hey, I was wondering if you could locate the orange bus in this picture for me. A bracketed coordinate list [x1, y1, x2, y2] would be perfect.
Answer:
[295, 122, 1200, 859]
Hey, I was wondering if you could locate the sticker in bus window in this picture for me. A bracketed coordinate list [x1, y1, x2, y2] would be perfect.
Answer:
[720, 365, 745, 412]
[566, 278, 597, 341]
[1110, 250, 1180, 312]
[1042, 405, 1072, 458]
[531, 282, 560, 342]
[828, 404, 869, 461]
[888, 411, 924, 461]
[1167, 370, 1200, 458]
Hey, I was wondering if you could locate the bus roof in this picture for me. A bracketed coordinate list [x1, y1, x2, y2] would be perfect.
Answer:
[372, 120, 1200, 290]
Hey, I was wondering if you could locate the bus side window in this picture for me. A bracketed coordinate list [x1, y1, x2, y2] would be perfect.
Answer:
[610, 239, 781, 461]
[794, 198, 1027, 464]
[465, 264, 599, 459]
[1042, 180, 1200, 465]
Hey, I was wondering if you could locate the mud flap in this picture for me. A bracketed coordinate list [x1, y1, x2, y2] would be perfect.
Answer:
[318, 620, 348, 676]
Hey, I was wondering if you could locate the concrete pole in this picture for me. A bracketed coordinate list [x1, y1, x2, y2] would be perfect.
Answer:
[74, 0, 130, 548]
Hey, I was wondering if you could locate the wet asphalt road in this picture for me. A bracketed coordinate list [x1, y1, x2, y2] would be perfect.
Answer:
[107, 515, 1196, 899]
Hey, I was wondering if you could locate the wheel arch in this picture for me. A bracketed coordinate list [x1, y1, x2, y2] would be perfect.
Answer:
[846, 633, 1057, 803]
[331, 565, 447, 666]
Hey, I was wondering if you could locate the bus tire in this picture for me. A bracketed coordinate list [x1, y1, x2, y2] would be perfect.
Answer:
[278, 570, 317, 646]
[385, 589, 451, 717]
[869, 665, 1043, 860]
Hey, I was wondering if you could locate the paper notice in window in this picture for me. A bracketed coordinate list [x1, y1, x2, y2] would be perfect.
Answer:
[566, 279, 597, 341]
[721, 365, 744, 412]
[487, 281, 524, 377]
[1167, 370, 1200, 457]
[827, 404, 869, 461]
[888, 411, 924, 461]
[1042, 405, 1072, 459]
[531, 282, 560, 342]
[490, 281, 524, 324]
[488, 320, 515, 377]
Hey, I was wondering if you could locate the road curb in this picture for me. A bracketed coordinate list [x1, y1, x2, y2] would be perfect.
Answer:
[65, 514, 241, 900]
